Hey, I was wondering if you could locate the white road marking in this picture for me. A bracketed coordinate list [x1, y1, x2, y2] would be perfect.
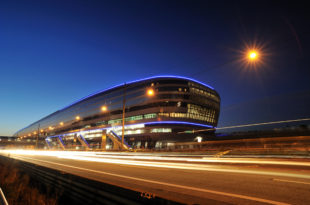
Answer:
[0, 188, 9, 205]
[273, 178, 310, 185]
[12, 155, 290, 205]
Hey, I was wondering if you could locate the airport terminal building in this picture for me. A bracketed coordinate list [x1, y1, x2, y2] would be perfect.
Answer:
[14, 76, 220, 150]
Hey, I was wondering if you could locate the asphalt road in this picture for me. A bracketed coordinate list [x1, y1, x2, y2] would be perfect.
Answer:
[1, 150, 310, 205]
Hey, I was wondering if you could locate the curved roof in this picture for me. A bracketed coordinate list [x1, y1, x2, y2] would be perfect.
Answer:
[60, 75, 214, 111]
[15, 75, 215, 135]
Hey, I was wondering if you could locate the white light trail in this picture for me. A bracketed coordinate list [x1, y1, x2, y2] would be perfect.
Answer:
[1, 150, 308, 205]
[1, 150, 310, 171]
[179, 118, 310, 134]
[10, 155, 291, 205]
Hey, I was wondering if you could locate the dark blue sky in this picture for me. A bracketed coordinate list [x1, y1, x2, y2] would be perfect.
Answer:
[1, 0, 310, 135]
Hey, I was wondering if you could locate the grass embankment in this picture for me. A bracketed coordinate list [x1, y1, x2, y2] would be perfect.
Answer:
[0, 158, 57, 205]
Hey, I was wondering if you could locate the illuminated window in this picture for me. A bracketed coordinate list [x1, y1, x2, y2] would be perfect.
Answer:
[144, 113, 157, 119]
[151, 128, 172, 133]
[115, 129, 145, 135]
[108, 119, 122, 124]
[126, 115, 143, 121]
[186, 104, 215, 122]
[158, 113, 169, 117]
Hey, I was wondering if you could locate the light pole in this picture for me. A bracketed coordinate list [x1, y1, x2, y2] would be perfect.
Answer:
[120, 86, 155, 151]
[121, 84, 127, 151]
[100, 105, 108, 150]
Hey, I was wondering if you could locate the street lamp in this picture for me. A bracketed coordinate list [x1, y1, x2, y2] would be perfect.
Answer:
[121, 87, 155, 150]
[248, 50, 258, 60]
[121, 85, 127, 151]
[101, 105, 107, 112]
[147, 88, 155, 96]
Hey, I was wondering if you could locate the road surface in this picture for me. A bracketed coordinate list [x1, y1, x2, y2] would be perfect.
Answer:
[1, 150, 310, 204]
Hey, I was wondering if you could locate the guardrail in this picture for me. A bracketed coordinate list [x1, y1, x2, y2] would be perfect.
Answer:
[0, 187, 8, 205]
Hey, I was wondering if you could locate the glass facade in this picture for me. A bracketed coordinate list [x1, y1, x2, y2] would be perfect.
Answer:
[14, 76, 220, 147]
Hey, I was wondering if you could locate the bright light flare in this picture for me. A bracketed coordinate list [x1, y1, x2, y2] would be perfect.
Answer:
[243, 47, 262, 67]
[234, 39, 270, 71]
[147, 89, 154, 96]
[248, 51, 258, 60]
[101, 106, 107, 112]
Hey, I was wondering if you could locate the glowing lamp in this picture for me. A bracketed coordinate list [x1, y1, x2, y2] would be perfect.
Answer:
[248, 51, 258, 60]
[101, 106, 107, 112]
[147, 89, 154, 96]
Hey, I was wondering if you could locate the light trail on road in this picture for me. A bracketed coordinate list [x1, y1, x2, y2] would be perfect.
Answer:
[10, 155, 291, 205]
[1, 150, 310, 204]
[178, 117, 310, 133]
[2, 150, 310, 167]
[2, 150, 310, 180]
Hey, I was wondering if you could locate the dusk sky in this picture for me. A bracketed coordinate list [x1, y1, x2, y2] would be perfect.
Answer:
[1, 1, 310, 136]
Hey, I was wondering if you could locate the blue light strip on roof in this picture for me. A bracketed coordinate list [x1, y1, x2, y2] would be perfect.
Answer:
[59, 75, 214, 111]
[144, 121, 215, 128]
[126, 75, 214, 90]
[15, 75, 215, 135]
[59, 83, 123, 111]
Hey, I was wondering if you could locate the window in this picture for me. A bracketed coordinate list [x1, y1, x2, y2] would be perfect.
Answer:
[125, 115, 143, 121]
[187, 104, 216, 123]
[151, 128, 172, 133]
[144, 113, 157, 119]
